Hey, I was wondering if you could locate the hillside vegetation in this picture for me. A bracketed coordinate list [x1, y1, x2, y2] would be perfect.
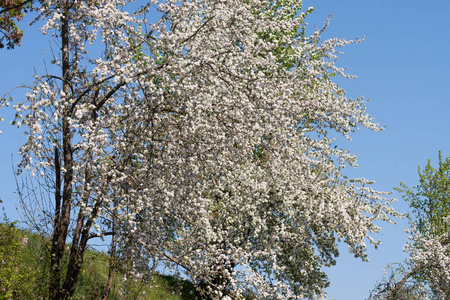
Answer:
[0, 222, 197, 300]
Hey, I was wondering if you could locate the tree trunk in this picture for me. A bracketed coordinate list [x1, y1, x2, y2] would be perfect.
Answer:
[102, 212, 117, 300]
[49, 4, 73, 299]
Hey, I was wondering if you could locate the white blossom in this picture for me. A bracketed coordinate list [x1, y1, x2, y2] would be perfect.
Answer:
[1, 1, 399, 299]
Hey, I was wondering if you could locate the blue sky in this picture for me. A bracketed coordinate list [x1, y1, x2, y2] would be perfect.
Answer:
[1, 1, 450, 299]
[304, 0, 450, 298]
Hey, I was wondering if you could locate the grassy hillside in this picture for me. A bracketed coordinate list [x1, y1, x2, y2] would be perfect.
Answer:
[0, 222, 198, 300]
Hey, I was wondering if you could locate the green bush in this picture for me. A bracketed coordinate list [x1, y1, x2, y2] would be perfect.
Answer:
[0, 222, 38, 299]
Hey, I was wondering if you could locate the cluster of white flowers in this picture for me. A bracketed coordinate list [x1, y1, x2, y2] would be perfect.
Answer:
[404, 228, 450, 298]
[1, 0, 400, 298]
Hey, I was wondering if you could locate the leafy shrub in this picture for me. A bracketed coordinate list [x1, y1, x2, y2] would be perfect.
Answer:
[0, 222, 37, 299]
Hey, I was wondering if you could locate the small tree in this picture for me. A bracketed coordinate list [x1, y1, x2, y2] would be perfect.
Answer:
[1, 0, 159, 298]
[398, 151, 450, 237]
[371, 152, 450, 299]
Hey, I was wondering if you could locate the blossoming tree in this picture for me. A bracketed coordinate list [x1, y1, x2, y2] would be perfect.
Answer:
[370, 152, 450, 300]
[1, 0, 398, 299]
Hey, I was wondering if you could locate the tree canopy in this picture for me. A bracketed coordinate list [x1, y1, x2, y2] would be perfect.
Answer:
[0, 0, 39, 49]
[1, 1, 398, 299]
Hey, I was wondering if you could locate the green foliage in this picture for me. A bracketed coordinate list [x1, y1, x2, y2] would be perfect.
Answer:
[0, 0, 38, 49]
[253, 2, 312, 73]
[396, 151, 450, 237]
[74, 251, 197, 300]
[0, 221, 43, 299]
[0, 222, 198, 299]
[385, 152, 450, 299]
